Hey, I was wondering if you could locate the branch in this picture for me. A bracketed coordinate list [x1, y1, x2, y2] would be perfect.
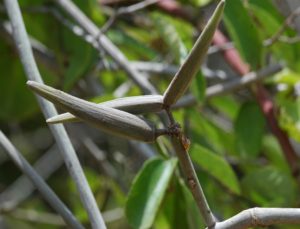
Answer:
[212, 208, 300, 229]
[173, 64, 282, 109]
[3, 0, 106, 228]
[6, 208, 64, 226]
[101, 0, 159, 32]
[0, 145, 63, 211]
[54, 0, 157, 94]
[0, 131, 84, 229]
[264, 6, 300, 46]
[170, 133, 216, 227]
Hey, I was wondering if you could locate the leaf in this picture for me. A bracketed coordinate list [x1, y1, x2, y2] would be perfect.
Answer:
[208, 95, 240, 120]
[188, 109, 235, 155]
[152, 12, 188, 64]
[157, 178, 190, 229]
[191, 72, 206, 103]
[178, 179, 204, 229]
[234, 102, 266, 157]
[223, 0, 263, 69]
[125, 158, 177, 229]
[241, 166, 297, 206]
[191, 144, 240, 195]
[248, 0, 300, 71]
[0, 42, 38, 121]
[272, 68, 300, 86]
[277, 97, 300, 142]
[262, 135, 289, 173]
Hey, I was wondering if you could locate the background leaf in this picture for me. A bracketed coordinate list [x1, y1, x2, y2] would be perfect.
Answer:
[190, 144, 240, 195]
[234, 102, 266, 157]
[125, 157, 177, 229]
[241, 166, 297, 206]
[223, 0, 263, 69]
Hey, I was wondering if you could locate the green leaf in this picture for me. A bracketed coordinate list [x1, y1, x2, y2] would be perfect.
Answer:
[272, 68, 300, 86]
[108, 29, 157, 60]
[208, 95, 240, 120]
[262, 135, 289, 173]
[223, 0, 263, 69]
[178, 179, 204, 229]
[248, 0, 300, 71]
[188, 109, 235, 155]
[191, 72, 206, 103]
[277, 97, 300, 142]
[62, 29, 97, 90]
[0, 43, 38, 121]
[157, 179, 190, 229]
[191, 144, 240, 195]
[234, 102, 266, 157]
[125, 157, 177, 229]
[241, 166, 297, 206]
[152, 12, 188, 64]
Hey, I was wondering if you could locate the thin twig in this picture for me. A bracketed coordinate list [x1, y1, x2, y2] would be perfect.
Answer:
[101, 0, 159, 33]
[0, 131, 84, 229]
[211, 208, 300, 229]
[54, 0, 157, 95]
[264, 6, 300, 46]
[0, 145, 63, 212]
[3, 0, 106, 228]
[173, 63, 283, 109]
[6, 208, 65, 226]
[170, 134, 216, 227]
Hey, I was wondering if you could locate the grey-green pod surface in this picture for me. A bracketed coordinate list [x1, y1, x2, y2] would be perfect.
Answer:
[163, 0, 225, 106]
[27, 81, 158, 142]
[47, 95, 164, 124]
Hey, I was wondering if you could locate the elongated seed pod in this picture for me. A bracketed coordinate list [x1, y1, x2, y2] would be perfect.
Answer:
[47, 95, 164, 124]
[27, 81, 160, 142]
[163, 0, 225, 106]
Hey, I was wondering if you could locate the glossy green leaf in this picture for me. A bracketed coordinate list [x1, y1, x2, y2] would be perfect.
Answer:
[241, 166, 296, 206]
[272, 68, 300, 86]
[234, 102, 266, 157]
[125, 158, 177, 229]
[223, 0, 263, 69]
[108, 29, 157, 60]
[191, 144, 240, 195]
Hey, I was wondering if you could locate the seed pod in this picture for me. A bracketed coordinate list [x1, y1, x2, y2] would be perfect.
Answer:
[27, 81, 161, 142]
[47, 95, 164, 124]
[163, 0, 225, 106]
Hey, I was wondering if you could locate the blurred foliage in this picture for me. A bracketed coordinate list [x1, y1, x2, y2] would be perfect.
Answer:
[1, 0, 300, 228]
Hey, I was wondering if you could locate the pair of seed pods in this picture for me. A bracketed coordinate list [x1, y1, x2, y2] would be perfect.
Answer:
[27, 0, 225, 143]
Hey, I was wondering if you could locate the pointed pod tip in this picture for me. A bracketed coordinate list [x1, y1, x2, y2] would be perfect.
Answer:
[46, 117, 57, 124]
[218, 0, 226, 10]
[26, 80, 35, 87]
[26, 80, 41, 90]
